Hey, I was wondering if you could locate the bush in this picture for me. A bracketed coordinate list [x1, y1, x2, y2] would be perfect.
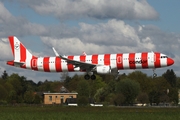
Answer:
[77, 96, 89, 106]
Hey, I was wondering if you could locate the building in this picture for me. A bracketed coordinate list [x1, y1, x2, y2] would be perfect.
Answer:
[43, 86, 78, 105]
[43, 93, 78, 104]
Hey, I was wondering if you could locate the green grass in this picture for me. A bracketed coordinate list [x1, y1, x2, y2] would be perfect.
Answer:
[0, 106, 180, 120]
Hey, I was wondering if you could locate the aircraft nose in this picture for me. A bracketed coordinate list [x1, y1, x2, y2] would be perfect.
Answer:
[167, 58, 174, 66]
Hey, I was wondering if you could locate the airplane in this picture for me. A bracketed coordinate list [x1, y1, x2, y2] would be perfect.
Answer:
[6, 36, 174, 80]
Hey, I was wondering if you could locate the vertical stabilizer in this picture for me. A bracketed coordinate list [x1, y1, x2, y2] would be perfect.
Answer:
[8, 36, 33, 63]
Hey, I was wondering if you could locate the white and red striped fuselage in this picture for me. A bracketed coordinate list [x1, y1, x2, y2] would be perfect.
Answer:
[6, 36, 174, 79]
[7, 52, 174, 72]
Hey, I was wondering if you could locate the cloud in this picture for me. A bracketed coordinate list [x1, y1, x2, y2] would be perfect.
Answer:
[9, 0, 158, 20]
[0, 2, 48, 37]
[0, 39, 12, 61]
[40, 19, 157, 55]
[137, 25, 180, 55]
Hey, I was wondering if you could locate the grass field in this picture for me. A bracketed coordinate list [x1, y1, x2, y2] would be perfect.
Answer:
[0, 105, 180, 120]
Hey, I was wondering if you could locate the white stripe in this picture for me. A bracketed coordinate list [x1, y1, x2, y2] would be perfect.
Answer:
[49, 57, 56, 72]
[86, 55, 92, 64]
[61, 60, 68, 72]
[147, 52, 154, 68]
[135, 53, 142, 69]
[123, 53, 129, 69]
[160, 53, 166, 67]
[14, 37, 21, 62]
[26, 49, 32, 69]
[110, 54, 116, 68]
[37, 58, 43, 71]
[26, 58, 31, 69]
[98, 54, 104, 65]
[74, 56, 79, 61]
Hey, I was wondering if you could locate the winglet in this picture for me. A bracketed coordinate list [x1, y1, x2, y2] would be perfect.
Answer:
[52, 47, 68, 60]
[52, 47, 59, 56]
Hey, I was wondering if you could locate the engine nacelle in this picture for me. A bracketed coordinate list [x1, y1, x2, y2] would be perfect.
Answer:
[96, 66, 111, 74]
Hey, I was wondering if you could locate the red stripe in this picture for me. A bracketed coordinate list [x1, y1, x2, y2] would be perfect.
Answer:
[154, 52, 161, 68]
[80, 55, 86, 62]
[92, 54, 98, 64]
[67, 56, 74, 71]
[129, 53, 136, 69]
[20, 43, 26, 62]
[8, 36, 15, 57]
[141, 52, 148, 68]
[55, 57, 62, 72]
[104, 54, 110, 65]
[31, 56, 38, 71]
[43, 57, 50, 72]
[116, 54, 123, 69]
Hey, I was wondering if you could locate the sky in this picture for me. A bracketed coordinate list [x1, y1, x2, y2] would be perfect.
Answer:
[0, 0, 180, 83]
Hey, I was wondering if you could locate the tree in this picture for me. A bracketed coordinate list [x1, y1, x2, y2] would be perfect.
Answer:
[7, 90, 17, 104]
[168, 88, 178, 105]
[94, 88, 107, 102]
[113, 93, 125, 106]
[163, 69, 177, 87]
[77, 80, 90, 97]
[34, 94, 42, 104]
[137, 92, 149, 106]
[66, 74, 82, 92]
[77, 80, 90, 106]
[77, 96, 89, 106]
[116, 79, 140, 105]
[60, 72, 69, 81]
[6, 74, 23, 103]
[24, 91, 35, 104]
[38, 80, 53, 92]
[0, 85, 8, 101]
[128, 71, 151, 93]
[89, 75, 106, 97]
[1, 70, 8, 80]
[148, 77, 171, 105]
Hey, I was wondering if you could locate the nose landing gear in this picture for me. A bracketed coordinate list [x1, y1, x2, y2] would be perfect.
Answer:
[153, 69, 157, 78]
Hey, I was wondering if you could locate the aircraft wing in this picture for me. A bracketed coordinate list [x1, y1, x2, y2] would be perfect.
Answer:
[52, 47, 96, 71]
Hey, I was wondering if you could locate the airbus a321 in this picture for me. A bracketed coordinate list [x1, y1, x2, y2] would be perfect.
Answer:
[7, 36, 174, 80]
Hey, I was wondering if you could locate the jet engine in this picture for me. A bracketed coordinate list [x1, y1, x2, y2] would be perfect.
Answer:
[96, 65, 111, 74]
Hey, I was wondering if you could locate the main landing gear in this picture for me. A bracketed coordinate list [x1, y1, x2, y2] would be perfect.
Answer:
[84, 74, 96, 80]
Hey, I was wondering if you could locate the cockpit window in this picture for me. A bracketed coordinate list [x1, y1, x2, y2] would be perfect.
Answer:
[161, 56, 168, 58]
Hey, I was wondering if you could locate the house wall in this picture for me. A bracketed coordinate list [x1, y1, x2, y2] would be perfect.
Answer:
[44, 93, 78, 104]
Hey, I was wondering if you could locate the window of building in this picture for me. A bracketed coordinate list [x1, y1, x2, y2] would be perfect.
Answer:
[61, 96, 64, 99]
[69, 96, 73, 98]
[49, 96, 52, 101]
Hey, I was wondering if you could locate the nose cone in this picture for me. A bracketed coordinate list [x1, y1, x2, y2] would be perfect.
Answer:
[167, 58, 174, 66]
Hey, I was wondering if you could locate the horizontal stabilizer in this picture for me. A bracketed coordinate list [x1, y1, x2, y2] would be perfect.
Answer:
[14, 61, 25, 66]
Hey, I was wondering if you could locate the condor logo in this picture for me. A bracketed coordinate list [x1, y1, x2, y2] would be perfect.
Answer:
[129, 60, 147, 64]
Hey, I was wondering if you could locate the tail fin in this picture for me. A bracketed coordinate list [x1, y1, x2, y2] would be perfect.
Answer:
[8, 36, 33, 63]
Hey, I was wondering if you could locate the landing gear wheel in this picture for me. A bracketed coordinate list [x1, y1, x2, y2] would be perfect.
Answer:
[152, 69, 157, 78]
[84, 74, 90, 80]
[91, 75, 96, 80]
[153, 73, 157, 78]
